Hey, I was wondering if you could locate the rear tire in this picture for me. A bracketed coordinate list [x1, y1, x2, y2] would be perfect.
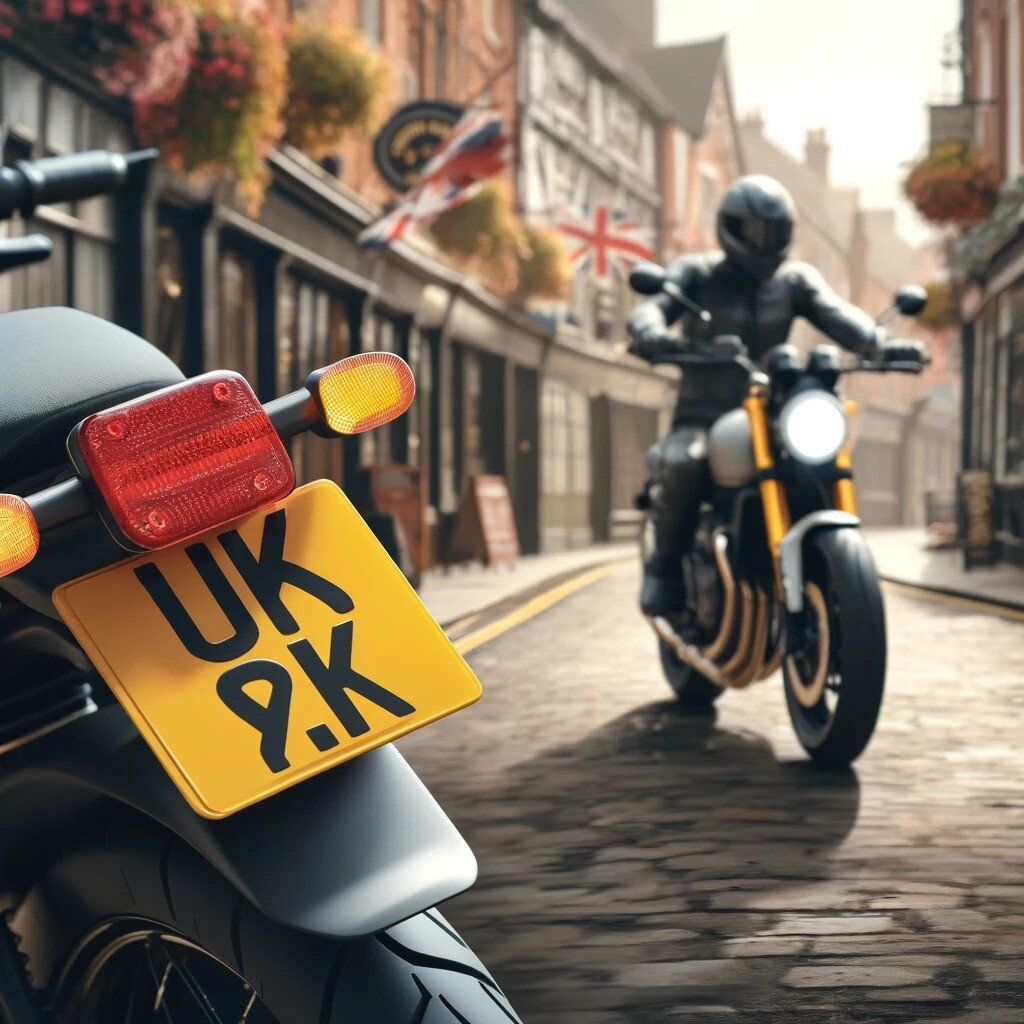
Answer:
[659, 640, 724, 710]
[783, 528, 886, 768]
[12, 811, 520, 1023]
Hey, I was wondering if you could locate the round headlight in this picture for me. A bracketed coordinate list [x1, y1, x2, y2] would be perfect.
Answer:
[778, 391, 848, 465]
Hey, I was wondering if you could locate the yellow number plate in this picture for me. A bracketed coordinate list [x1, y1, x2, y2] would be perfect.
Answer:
[53, 481, 482, 819]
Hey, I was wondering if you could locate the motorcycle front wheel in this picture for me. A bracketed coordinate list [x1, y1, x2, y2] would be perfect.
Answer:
[782, 528, 886, 768]
[12, 812, 521, 1024]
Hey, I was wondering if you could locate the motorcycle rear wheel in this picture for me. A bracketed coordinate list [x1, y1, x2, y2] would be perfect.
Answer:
[783, 528, 886, 768]
[12, 811, 521, 1023]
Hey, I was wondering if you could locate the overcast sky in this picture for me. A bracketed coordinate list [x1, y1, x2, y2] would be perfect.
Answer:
[656, 0, 961, 244]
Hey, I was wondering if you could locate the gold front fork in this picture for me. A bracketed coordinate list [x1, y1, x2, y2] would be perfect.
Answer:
[743, 392, 791, 593]
[833, 400, 859, 515]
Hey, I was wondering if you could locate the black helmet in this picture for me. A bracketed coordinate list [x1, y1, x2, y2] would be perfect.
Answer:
[717, 175, 795, 280]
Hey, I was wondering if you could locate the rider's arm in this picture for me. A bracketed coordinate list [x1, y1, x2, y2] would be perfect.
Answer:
[791, 263, 881, 354]
[626, 259, 695, 360]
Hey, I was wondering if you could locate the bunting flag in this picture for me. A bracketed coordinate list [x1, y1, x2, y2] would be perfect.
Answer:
[555, 204, 655, 279]
[359, 109, 511, 249]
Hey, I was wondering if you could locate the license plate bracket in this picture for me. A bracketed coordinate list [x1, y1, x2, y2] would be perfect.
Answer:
[54, 481, 482, 819]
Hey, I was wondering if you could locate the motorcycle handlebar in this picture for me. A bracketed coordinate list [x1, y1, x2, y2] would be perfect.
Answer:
[0, 148, 157, 219]
[0, 234, 53, 272]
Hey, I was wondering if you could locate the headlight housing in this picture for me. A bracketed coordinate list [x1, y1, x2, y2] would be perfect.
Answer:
[778, 390, 848, 465]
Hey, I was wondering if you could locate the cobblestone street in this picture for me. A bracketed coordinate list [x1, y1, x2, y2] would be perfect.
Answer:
[399, 562, 1024, 1024]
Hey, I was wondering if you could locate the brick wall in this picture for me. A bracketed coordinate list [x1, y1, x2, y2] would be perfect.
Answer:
[328, 0, 518, 208]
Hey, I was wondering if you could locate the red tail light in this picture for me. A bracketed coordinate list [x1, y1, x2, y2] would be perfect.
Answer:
[70, 372, 294, 551]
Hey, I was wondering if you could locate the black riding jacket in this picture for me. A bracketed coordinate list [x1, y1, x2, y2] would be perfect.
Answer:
[627, 252, 880, 424]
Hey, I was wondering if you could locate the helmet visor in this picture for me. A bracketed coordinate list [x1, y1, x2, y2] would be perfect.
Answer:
[723, 215, 793, 257]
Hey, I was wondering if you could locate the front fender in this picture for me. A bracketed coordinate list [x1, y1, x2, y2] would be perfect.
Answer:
[0, 705, 477, 938]
[778, 510, 861, 613]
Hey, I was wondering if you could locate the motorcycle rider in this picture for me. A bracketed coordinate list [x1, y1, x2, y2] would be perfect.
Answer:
[628, 174, 925, 619]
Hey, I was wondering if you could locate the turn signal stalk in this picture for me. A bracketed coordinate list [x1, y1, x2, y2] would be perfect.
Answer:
[0, 494, 40, 578]
[308, 352, 416, 435]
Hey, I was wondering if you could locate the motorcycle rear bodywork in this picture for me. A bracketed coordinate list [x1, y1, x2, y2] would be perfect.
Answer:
[0, 704, 477, 938]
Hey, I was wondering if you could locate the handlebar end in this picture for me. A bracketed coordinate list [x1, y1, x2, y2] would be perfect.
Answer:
[125, 148, 159, 168]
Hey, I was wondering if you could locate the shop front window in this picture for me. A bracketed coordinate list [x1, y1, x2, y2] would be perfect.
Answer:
[278, 274, 351, 484]
[217, 248, 258, 386]
[0, 60, 119, 321]
[541, 381, 591, 497]
[1005, 283, 1024, 477]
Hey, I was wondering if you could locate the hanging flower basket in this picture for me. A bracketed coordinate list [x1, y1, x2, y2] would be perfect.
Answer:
[429, 181, 522, 297]
[430, 183, 574, 301]
[283, 12, 388, 158]
[135, 0, 287, 212]
[904, 142, 1002, 228]
[516, 224, 571, 302]
[429, 181, 517, 259]
[917, 279, 958, 331]
[0, 0, 195, 104]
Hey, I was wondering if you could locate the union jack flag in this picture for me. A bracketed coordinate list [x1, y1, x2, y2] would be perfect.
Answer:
[555, 204, 656, 279]
[359, 109, 511, 249]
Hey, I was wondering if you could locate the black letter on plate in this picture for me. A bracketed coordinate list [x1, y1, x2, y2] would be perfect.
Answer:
[217, 660, 292, 773]
[220, 509, 354, 635]
[289, 621, 415, 739]
[136, 544, 258, 663]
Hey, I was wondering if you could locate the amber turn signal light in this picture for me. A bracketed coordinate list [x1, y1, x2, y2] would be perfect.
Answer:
[0, 494, 40, 578]
[308, 352, 416, 435]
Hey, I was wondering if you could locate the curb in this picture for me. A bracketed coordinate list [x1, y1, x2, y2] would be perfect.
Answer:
[879, 574, 1024, 615]
[439, 553, 634, 635]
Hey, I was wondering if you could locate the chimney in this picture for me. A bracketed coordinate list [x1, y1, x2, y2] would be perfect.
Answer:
[805, 128, 830, 181]
[743, 108, 765, 134]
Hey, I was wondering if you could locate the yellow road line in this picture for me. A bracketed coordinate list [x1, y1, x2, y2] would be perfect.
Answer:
[454, 562, 621, 656]
[882, 580, 1024, 623]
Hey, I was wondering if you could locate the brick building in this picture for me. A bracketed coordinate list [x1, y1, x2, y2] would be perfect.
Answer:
[951, 0, 1024, 563]
[331, 0, 518, 208]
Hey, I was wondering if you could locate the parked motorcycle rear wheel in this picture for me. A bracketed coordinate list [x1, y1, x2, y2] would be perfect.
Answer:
[659, 639, 724, 709]
[12, 811, 521, 1023]
[783, 528, 886, 768]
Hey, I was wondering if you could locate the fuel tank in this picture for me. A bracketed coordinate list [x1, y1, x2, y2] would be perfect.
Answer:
[707, 407, 757, 488]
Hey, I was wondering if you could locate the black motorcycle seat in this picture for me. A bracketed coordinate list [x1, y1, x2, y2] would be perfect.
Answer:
[0, 307, 184, 487]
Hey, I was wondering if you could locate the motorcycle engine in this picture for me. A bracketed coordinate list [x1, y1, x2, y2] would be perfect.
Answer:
[682, 512, 725, 638]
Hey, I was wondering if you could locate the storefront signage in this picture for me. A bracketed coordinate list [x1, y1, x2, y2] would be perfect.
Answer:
[373, 100, 465, 192]
[959, 469, 998, 570]
[446, 475, 520, 568]
[929, 103, 979, 147]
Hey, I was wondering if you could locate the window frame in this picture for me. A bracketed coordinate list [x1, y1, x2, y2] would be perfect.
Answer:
[0, 57, 124, 321]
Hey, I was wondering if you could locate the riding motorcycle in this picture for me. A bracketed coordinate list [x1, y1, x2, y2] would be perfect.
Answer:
[0, 150, 521, 1023]
[629, 261, 930, 769]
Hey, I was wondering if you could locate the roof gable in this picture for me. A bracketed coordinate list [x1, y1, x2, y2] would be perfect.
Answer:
[636, 36, 727, 138]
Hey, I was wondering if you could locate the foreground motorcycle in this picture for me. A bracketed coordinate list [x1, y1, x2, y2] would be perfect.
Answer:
[0, 151, 520, 1022]
[629, 261, 929, 768]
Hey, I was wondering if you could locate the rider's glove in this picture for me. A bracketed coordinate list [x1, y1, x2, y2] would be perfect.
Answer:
[881, 339, 930, 366]
[627, 313, 688, 360]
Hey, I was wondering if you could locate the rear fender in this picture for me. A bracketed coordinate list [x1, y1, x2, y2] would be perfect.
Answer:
[0, 705, 477, 938]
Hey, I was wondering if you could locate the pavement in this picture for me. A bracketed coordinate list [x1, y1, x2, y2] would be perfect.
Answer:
[416, 530, 1024, 634]
[419, 542, 636, 627]
[865, 528, 1024, 610]
[399, 560, 1024, 1024]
